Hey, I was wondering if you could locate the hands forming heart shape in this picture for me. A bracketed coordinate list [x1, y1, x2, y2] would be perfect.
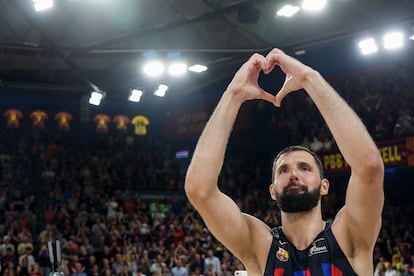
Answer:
[226, 48, 314, 107]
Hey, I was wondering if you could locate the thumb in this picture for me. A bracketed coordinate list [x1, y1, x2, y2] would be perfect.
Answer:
[274, 75, 293, 107]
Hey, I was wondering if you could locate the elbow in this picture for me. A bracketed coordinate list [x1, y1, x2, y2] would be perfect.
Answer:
[362, 149, 384, 177]
[184, 173, 197, 199]
[184, 169, 216, 202]
[184, 168, 203, 202]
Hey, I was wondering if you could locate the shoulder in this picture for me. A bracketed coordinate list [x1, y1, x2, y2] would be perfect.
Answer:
[240, 213, 273, 275]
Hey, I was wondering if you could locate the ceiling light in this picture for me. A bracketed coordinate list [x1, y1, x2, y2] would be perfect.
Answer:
[301, 0, 326, 11]
[383, 31, 404, 50]
[88, 91, 105, 106]
[276, 5, 300, 17]
[358, 38, 378, 55]
[143, 61, 164, 77]
[168, 62, 187, 76]
[295, 49, 306, 55]
[129, 89, 143, 103]
[154, 84, 168, 97]
[33, 0, 54, 12]
[189, 64, 208, 73]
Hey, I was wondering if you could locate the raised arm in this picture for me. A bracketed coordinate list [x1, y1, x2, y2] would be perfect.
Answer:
[266, 49, 384, 267]
[184, 54, 275, 270]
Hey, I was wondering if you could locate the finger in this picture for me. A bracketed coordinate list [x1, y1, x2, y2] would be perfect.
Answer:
[250, 53, 267, 71]
[267, 48, 285, 56]
[274, 76, 292, 107]
[264, 52, 284, 73]
[258, 89, 277, 105]
[275, 90, 286, 107]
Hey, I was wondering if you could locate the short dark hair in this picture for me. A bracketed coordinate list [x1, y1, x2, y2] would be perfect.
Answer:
[272, 145, 324, 183]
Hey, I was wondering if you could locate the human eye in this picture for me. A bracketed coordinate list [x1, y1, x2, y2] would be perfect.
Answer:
[300, 164, 311, 171]
[278, 166, 288, 175]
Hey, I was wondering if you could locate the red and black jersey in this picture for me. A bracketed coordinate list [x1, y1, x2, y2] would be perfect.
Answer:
[264, 222, 358, 276]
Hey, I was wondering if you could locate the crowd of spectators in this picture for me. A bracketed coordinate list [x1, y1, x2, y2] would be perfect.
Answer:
[0, 58, 413, 276]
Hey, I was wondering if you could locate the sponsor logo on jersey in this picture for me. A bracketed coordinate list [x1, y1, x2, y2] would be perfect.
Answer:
[308, 238, 328, 257]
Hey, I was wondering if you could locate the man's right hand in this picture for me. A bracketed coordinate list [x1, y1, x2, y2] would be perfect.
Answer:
[264, 48, 315, 107]
[226, 53, 277, 105]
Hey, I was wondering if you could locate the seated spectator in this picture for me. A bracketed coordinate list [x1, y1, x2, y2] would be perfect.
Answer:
[0, 235, 16, 257]
[17, 235, 33, 256]
[19, 247, 35, 268]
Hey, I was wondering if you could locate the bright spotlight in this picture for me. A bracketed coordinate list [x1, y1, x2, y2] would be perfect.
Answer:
[129, 89, 143, 103]
[383, 31, 404, 50]
[276, 5, 300, 17]
[302, 0, 326, 11]
[358, 38, 378, 55]
[154, 84, 168, 97]
[88, 91, 105, 106]
[168, 62, 187, 76]
[143, 61, 165, 77]
[189, 64, 208, 73]
[33, 0, 54, 12]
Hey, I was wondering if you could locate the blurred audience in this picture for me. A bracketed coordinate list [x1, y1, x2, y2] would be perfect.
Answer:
[0, 58, 413, 276]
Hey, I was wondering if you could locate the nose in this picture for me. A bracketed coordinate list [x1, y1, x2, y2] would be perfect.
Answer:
[288, 168, 299, 181]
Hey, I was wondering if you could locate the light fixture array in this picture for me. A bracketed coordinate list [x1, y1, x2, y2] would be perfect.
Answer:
[276, 1, 413, 57]
[32, 0, 413, 106]
[88, 59, 208, 106]
[357, 30, 411, 56]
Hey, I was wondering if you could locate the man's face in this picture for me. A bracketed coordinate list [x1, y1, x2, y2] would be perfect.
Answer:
[270, 150, 328, 213]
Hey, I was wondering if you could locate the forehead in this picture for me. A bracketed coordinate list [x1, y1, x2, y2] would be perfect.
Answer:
[275, 150, 315, 168]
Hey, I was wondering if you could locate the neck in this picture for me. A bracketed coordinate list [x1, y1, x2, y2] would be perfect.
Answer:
[280, 206, 325, 250]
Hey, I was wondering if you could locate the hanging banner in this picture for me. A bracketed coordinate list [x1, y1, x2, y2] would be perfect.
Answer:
[30, 110, 48, 129]
[94, 113, 111, 133]
[131, 115, 149, 135]
[320, 136, 414, 175]
[163, 101, 253, 140]
[4, 109, 23, 128]
[55, 111, 73, 131]
[163, 103, 210, 139]
[113, 114, 130, 132]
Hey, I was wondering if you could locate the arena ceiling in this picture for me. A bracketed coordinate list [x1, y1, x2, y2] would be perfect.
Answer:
[0, 0, 413, 101]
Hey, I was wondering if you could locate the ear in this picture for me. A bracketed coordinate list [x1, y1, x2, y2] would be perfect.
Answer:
[269, 183, 277, 200]
[320, 178, 330, 196]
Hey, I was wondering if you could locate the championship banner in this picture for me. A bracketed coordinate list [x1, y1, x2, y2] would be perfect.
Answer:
[320, 136, 414, 175]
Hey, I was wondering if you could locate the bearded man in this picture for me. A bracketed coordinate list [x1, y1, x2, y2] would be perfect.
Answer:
[185, 49, 384, 275]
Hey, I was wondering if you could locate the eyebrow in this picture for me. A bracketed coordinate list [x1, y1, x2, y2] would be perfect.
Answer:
[298, 161, 312, 168]
[277, 164, 288, 174]
[277, 161, 312, 172]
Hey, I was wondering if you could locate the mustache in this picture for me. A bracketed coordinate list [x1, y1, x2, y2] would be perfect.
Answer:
[283, 181, 308, 192]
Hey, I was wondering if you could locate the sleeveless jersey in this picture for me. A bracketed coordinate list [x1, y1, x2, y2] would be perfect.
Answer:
[263, 222, 358, 276]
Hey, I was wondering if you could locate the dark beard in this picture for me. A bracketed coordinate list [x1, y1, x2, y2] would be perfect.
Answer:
[276, 182, 321, 213]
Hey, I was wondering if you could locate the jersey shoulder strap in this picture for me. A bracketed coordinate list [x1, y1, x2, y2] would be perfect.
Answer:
[270, 226, 283, 240]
